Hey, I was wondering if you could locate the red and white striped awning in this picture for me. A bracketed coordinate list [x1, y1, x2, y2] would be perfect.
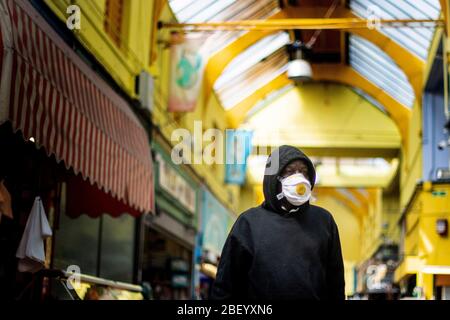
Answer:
[0, 0, 154, 214]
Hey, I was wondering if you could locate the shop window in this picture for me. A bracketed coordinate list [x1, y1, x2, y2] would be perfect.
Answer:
[143, 228, 192, 300]
[54, 212, 136, 283]
[99, 214, 135, 283]
[53, 213, 100, 276]
[53, 182, 137, 283]
[104, 0, 124, 47]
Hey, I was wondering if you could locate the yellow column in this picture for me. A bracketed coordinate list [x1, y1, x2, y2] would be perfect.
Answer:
[417, 272, 434, 300]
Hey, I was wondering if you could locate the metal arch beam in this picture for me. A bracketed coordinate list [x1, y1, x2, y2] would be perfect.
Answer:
[441, 0, 449, 34]
[203, 6, 424, 117]
[227, 74, 291, 127]
[316, 188, 365, 224]
[311, 64, 410, 144]
[367, 188, 379, 209]
[164, 18, 438, 30]
[203, 10, 286, 104]
[346, 188, 369, 213]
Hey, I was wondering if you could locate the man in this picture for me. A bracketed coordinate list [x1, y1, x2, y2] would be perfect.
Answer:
[211, 145, 345, 300]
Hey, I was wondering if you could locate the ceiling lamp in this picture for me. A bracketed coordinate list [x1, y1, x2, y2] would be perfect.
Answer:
[287, 41, 312, 82]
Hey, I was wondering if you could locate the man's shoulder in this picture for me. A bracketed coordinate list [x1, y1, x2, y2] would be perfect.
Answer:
[236, 205, 269, 223]
[308, 204, 334, 221]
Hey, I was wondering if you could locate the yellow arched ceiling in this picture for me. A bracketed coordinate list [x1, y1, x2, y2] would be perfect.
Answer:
[228, 65, 410, 142]
[243, 83, 401, 156]
[311, 64, 411, 142]
[203, 6, 421, 141]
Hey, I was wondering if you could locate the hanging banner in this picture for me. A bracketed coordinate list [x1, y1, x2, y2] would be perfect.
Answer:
[168, 33, 206, 112]
[225, 130, 253, 185]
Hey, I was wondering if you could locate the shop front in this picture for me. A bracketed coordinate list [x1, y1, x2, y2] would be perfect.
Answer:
[142, 141, 198, 300]
[394, 34, 450, 300]
[0, 0, 154, 300]
[395, 181, 450, 300]
[193, 188, 236, 300]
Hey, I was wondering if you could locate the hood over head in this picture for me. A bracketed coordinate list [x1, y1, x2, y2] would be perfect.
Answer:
[262, 145, 316, 213]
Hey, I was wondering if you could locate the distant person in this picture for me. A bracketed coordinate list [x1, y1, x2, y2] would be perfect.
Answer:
[211, 145, 345, 300]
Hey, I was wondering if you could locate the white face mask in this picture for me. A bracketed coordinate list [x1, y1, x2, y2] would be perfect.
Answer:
[276, 173, 311, 206]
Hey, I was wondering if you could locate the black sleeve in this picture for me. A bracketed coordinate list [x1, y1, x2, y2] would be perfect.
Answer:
[210, 217, 253, 300]
[326, 216, 345, 300]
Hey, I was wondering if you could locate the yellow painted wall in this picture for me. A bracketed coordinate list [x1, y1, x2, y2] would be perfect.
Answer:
[314, 194, 361, 296]
[359, 189, 384, 262]
[45, 0, 154, 97]
[404, 196, 421, 258]
[237, 184, 259, 215]
[417, 185, 450, 266]
[399, 184, 450, 299]
[382, 193, 401, 244]
[314, 195, 362, 263]
[400, 100, 423, 211]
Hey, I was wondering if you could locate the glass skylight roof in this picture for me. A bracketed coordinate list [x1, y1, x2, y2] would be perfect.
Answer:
[216, 49, 289, 109]
[168, 0, 281, 56]
[350, 0, 441, 60]
[349, 34, 415, 108]
[214, 32, 290, 90]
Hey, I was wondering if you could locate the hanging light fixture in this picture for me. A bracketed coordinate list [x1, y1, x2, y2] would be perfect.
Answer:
[286, 40, 312, 82]
[285, 0, 339, 83]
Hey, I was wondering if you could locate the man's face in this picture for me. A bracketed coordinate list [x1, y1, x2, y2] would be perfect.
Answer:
[277, 159, 310, 209]
[279, 159, 310, 181]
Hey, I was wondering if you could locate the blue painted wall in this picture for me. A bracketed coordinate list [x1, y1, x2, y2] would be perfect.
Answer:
[422, 92, 449, 181]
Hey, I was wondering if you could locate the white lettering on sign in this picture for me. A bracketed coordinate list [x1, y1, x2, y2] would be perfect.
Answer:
[157, 153, 196, 214]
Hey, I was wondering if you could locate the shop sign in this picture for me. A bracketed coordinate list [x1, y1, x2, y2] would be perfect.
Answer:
[172, 274, 190, 288]
[432, 190, 447, 197]
[171, 258, 190, 273]
[224, 130, 253, 185]
[156, 153, 196, 214]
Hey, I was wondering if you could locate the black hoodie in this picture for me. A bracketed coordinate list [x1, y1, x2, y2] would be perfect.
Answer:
[211, 145, 345, 300]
